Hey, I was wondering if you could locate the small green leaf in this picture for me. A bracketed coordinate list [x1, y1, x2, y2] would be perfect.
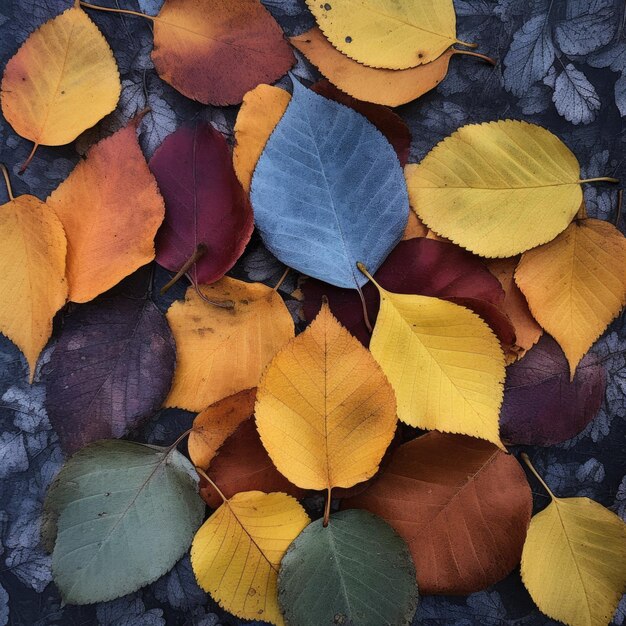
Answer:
[278, 509, 419, 626]
[46, 439, 205, 604]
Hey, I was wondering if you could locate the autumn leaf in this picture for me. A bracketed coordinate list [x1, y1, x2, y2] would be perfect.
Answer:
[305, 0, 466, 69]
[149, 123, 253, 285]
[486, 257, 542, 362]
[41, 295, 176, 454]
[521, 455, 626, 626]
[250, 78, 408, 289]
[255, 302, 397, 492]
[198, 418, 305, 509]
[278, 510, 419, 626]
[191, 490, 309, 625]
[0, 3, 120, 168]
[165, 278, 294, 411]
[405, 120, 618, 257]
[290, 28, 493, 107]
[500, 335, 606, 446]
[46, 440, 204, 604]
[359, 264, 505, 447]
[346, 432, 532, 594]
[47, 116, 165, 303]
[515, 218, 626, 377]
[0, 168, 67, 382]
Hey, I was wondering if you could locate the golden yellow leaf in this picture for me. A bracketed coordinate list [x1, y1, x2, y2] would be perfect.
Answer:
[255, 302, 397, 491]
[191, 490, 309, 626]
[0, 174, 67, 382]
[47, 117, 165, 303]
[359, 264, 505, 448]
[521, 455, 626, 626]
[305, 0, 463, 69]
[0, 3, 120, 165]
[515, 218, 626, 378]
[233, 85, 291, 193]
[291, 28, 487, 107]
[165, 278, 295, 411]
[405, 120, 594, 257]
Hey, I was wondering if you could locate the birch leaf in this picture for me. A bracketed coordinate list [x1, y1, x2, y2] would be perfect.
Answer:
[405, 120, 587, 257]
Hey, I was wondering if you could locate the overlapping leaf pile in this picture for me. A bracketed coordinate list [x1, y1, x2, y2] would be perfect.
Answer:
[1, 0, 625, 625]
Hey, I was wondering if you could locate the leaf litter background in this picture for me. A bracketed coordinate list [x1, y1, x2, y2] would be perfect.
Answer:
[1, 0, 626, 624]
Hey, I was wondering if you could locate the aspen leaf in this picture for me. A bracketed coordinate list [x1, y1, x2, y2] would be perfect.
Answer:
[515, 218, 626, 378]
[405, 120, 589, 257]
[521, 456, 626, 626]
[291, 29, 490, 107]
[0, 4, 120, 165]
[305, 0, 462, 69]
[360, 265, 505, 447]
[346, 432, 533, 594]
[47, 117, 165, 303]
[278, 510, 419, 626]
[255, 302, 397, 491]
[0, 183, 67, 383]
[191, 490, 309, 625]
[165, 278, 295, 411]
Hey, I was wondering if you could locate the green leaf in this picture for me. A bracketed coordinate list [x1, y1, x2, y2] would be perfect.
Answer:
[46, 440, 205, 604]
[278, 509, 419, 626]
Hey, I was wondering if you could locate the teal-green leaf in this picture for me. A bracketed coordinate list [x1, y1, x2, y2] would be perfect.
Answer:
[278, 509, 419, 625]
[46, 440, 205, 604]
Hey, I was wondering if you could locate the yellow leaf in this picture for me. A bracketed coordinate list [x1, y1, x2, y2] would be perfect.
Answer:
[521, 455, 626, 626]
[405, 120, 589, 257]
[255, 302, 397, 491]
[0, 175, 67, 382]
[305, 0, 461, 69]
[515, 218, 626, 377]
[165, 278, 295, 411]
[0, 4, 120, 163]
[359, 264, 505, 448]
[191, 490, 309, 626]
[233, 85, 291, 193]
[47, 117, 164, 303]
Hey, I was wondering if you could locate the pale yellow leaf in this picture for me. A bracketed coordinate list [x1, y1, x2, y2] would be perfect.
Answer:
[255, 302, 397, 491]
[515, 218, 626, 377]
[191, 491, 309, 626]
[405, 120, 584, 257]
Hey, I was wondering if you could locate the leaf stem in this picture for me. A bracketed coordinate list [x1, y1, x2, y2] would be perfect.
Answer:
[579, 177, 620, 184]
[356, 284, 373, 334]
[520, 453, 556, 501]
[453, 48, 496, 66]
[615, 189, 623, 226]
[196, 466, 228, 504]
[160, 243, 208, 295]
[323, 486, 332, 527]
[79, 0, 153, 20]
[0, 164, 14, 201]
[273, 267, 290, 292]
[455, 39, 478, 49]
[167, 428, 193, 453]
[190, 279, 234, 309]
[19, 143, 38, 174]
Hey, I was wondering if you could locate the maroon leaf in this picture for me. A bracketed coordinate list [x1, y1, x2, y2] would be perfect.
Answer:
[41, 296, 176, 455]
[500, 335, 606, 446]
[150, 123, 254, 284]
[310, 79, 411, 166]
[303, 237, 514, 346]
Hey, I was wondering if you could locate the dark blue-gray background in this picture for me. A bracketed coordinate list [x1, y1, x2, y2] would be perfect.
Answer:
[1, 0, 625, 624]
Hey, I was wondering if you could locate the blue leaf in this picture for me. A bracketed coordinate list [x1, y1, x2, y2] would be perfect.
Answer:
[554, 1, 617, 56]
[589, 41, 626, 72]
[503, 13, 555, 97]
[250, 79, 409, 289]
[616, 72, 626, 117]
[553, 64, 600, 125]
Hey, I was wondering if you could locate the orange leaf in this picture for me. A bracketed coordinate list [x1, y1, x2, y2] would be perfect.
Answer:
[47, 117, 165, 303]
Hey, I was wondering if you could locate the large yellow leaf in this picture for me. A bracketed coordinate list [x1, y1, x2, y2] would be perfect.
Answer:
[0, 3, 120, 162]
[405, 120, 587, 257]
[0, 181, 67, 382]
[165, 278, 295, 411]
[255, 302, 397, 491]
[191, 490, 309, 626]
[359, 264, 505, 448]
[305, 0, 461, 69]
[521, 455, 626, 626]
[233, 84, 290, 193]
[515, 218, 626, 378]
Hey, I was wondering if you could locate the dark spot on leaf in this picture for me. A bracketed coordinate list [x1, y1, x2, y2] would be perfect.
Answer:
[324, 3, 331, 9]
[104, 492, 110, 496]
[345, 36, 352, 43]
[334, 614, 347, 624]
